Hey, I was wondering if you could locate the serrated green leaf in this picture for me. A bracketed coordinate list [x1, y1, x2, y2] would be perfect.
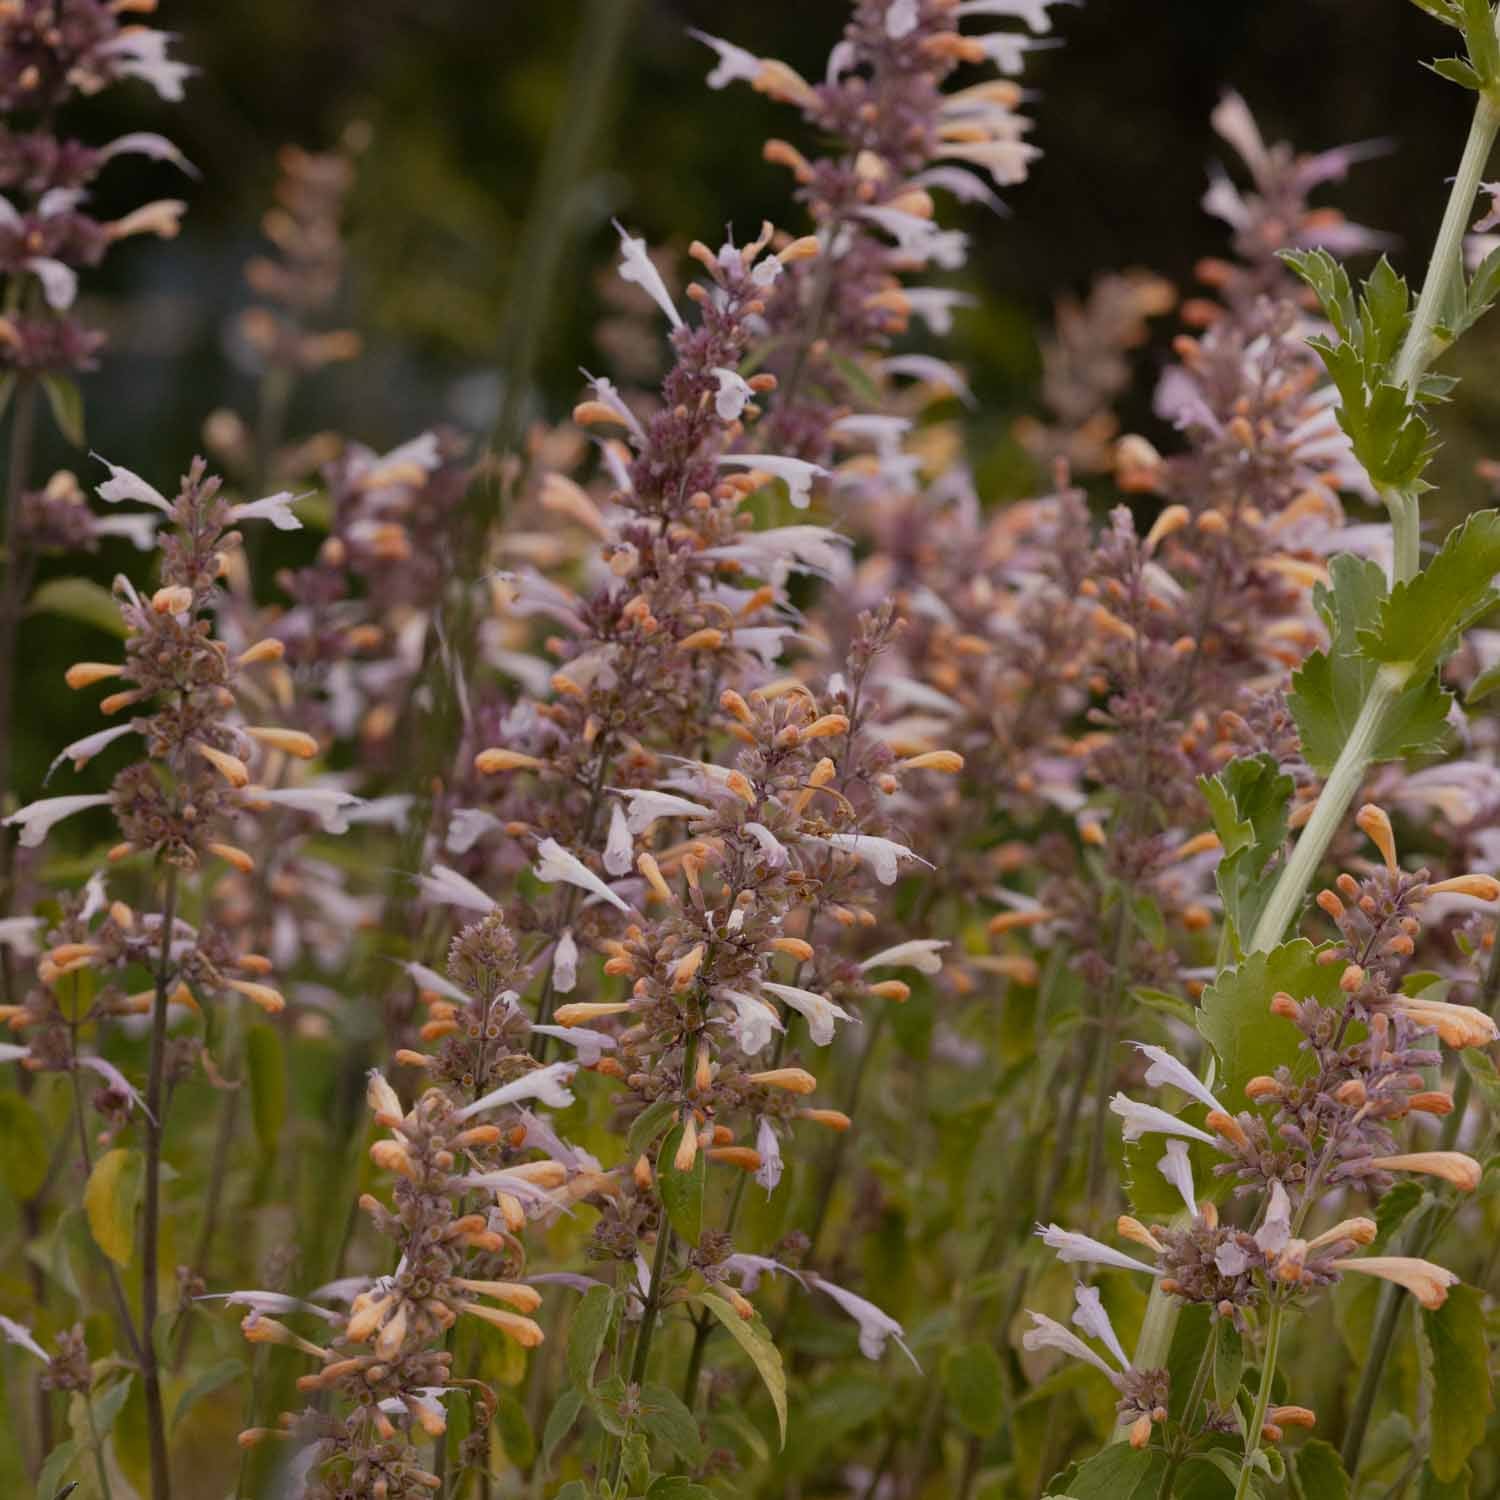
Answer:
[1282, 250, 1355, 340]
[1289, 554, 1451, 775]
[1199, 754, 1292, 952]
[1362, 510, 1500, 675]
[1422, 1284, 1493, 1479]
[1429, 54, 1483, 86]
[659, 1124, 706, 1245]
[1292, 1439, 1350, 1500]
[28, 577, 128, 639]
[1358, 256, 1411, 372]
[691, 1291, 786, 1446]
[640, 1382, 706, 1466]
[627, 1098, 679, 1160]
[40, 374, 84, 447]
[1459, 246, 1500, 340]
[1196, 939, 1342, 1104]
[246, 1024, 286, 1157]
[1410, 0, 1466, 24]
[83, 1147, 143, 1267]
[943, 1340, 1005, 1437]
[567, 1285, 614, 1392]
[0, 1092, 50, 1200]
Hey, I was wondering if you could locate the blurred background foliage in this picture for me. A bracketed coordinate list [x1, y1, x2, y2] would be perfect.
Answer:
[11, 0, 1500, 791]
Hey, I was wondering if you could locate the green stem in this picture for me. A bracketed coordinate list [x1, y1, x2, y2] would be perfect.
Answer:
[1233, 1299, 1284, 1500]
[83, 1387, 116, 1500]
[1391, 93, 1499, 396]
[1247, 665, 1408, 954]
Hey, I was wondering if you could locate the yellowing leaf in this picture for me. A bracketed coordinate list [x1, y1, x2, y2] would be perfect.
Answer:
[83, 1147, 143, 1267]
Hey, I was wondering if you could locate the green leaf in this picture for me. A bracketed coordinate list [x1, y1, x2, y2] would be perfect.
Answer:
[171, 1357, 243, 1431]
[1291, 1439, 1350, 1500]
[1213, 1321, 1244, 1410]
[1459, 247, 1500, 339]
[1362, 510, 1500, 676]
[627, 1098, 680, 1159]
[1429, 54, 1483, 87]
[35, 1440, 80, 1500]
[1289, 554, 1451, 776]
[1422, 1284, 1493, 1480]
[1419, 1461, 1471, 1499]
[1462, 0, 1500, 81]
[1129, 987, 1197, 1026]
[0, 1092, 50, 1200]
[1282, 249, 1355, 340]
[691, 1291, 787, 1446]
[943, 1340, 1005, 1437]
[1466, 658, 1500, 704]
[639, 1382, 706, 1466]
[1197, 939, 1342, 1105]
[1357, 256, 1411, 372]
[83, 1147, 143, 1267]
[28, 577, 128, 639]
[553, 1484, 589, 1500]
[659, 1124, 706, 1246]
[1459, 1047, 1500, 1111]
[1199, 754, 1292, 952]
[646, 1480, 715, 1500]
[1374, 1179, 1427, 1248]
[246, 1024, 286, 1157]
[1409, 0, 1465, 25]
[40, 374, 84, 447]
[622, 1430, 650, 1493]
[541, 1387, 585, 1467]
[567, 1285, 614, 1392]
[1044, 1444, 1170, 1499]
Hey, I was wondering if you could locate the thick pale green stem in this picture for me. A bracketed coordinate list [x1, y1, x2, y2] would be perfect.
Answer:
[1248, 665, 1408, 954]
[1392, 93, 1500, 396]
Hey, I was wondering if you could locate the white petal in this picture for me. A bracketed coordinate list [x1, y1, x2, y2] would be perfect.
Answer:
[417, 864, 497, 914]
[755, 1116, 783, 1193]
[603, 801, 634, 877]
[0, 1316, 50, 1363]
[3, 793, 113, 847]
[1022, 1310, 1117, 1380]
[1130, 1043, 1228, 1116]
[229, 491, 303, 531]
[455, 1062, 577, 1121]
[553, 929, 579, 994]
[534, 838, 630, 913]
[26, 257, 77, 310]
[1036, 1223, 1157, 1276]
[1156, 1140, 1198, 1217]
[48, 723, 136, 779]
[614, 221, 682, 329]
[762, 981, 855, 1047]
[1110, 1094, 1218, 1146]
[446, 806, 503, 855]
[859, 939, 947, 975]
[1071, 1284, 1130, 1369]
[249, 786, 362, 833]
[0, 917, 43, 957]
[401, 961, 472, 1006]
[93, 456, 173, 513]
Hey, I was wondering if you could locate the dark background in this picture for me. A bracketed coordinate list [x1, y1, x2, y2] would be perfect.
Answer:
[13, 0, 1500, 786]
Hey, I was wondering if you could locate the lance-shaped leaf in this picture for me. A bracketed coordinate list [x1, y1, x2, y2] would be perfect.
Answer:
[691, 1291, 787, 1446]
[1421, 1283, 1493, 1481]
